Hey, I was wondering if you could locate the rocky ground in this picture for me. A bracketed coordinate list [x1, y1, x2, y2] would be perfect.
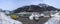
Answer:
[17, 16, 50, 24]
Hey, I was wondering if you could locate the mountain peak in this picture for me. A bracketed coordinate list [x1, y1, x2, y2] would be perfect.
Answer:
[13, 4, 59, 13]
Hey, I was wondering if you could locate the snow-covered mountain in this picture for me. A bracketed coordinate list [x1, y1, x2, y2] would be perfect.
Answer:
[13, 4, 59, 13]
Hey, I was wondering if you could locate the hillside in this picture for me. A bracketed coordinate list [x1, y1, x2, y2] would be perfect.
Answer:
[13, 4, 59, 13]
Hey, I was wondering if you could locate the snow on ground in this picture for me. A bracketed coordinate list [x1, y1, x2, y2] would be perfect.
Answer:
[29, 13, 41, 20]
[44, 12, 60, 24]
[0, 12, 22, 24]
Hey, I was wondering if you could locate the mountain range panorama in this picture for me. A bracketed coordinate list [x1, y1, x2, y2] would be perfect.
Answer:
[13, 4, 60, 13]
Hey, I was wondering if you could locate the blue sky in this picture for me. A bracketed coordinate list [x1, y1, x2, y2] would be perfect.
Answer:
[44, 0, 60, 9]
[0, 0, 43, 11]
[0, 0, 60, 11]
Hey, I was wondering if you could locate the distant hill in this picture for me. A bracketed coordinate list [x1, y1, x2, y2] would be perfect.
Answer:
[13, 4, 59, 13]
